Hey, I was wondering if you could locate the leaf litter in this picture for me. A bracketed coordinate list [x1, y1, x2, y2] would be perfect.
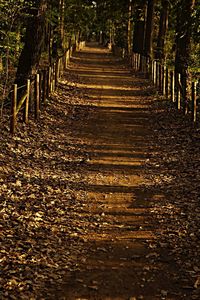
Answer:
[145, 99, 200, 299]
[0, 65, 200, 299]
[0, 72, 100, 299]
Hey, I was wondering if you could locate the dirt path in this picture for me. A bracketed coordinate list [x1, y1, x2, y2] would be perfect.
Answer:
[1, 44, 200, 300]
[53, 44, 189, 299]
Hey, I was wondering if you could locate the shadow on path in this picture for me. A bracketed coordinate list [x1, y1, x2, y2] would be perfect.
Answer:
[54, 43, 184, 300]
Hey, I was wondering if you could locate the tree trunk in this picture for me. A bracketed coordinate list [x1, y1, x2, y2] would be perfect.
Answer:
[144, 0, 155, 59]
[59, 0, 65, 48]
[132, 3, 147, 54]
[15, 0, 47, 87]
[127, 0, 134, 56]
[175, 0, 196, 111]
[156, 0, 169, 61]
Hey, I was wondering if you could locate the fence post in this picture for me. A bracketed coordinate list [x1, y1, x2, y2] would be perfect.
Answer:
[66, 50, 70, 67]
[162, 65, 166, 96]
[177, 73, 181, 110]
[170, 70, 175, 102]
[10, 84, 17, 134]
[35, 73, 40, 120]
[55, 60, 59, 88]
[135, 54, 138, 71]
[48, 66, 52, 93]
[153, 61, 156, 85]
[152, 60, 154, 82]
[25, 79, 30, 124]
[42, 69, 47, 104]
[192, 81, 197, 123]
[138, 54, 141, 71]
[159, 63, 162, 92]
[133, 53, 135, 71]
[156, 62, 159, 88]
[165, 67, 169, 98]
[46, 67, 50, 98]
[52, 63, 57, 92]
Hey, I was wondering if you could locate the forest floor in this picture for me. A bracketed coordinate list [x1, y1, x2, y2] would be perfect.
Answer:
[1, 43, 200, 300]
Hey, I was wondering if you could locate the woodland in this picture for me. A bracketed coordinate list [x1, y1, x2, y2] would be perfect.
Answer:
[0, 0, 200, 299]
[0, 0, 199, 98]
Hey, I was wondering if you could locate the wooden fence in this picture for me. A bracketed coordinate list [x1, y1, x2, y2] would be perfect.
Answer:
[10, 41, 86, 134]
[130, 52, 199, 123]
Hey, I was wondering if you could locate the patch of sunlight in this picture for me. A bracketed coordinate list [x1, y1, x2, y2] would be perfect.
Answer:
[78, 74, 133, 80]
[72, 57, 115, 62]
[89, 95, 142, 100]
[69, 81, 139, 91]
[85, 172, 149, 187]
[151, 174, 174, 184]
[88, 159, 144, 166]
[70, 67, 130, 74]
[86, 231, 155, 241]
[92, 149, 145, 155]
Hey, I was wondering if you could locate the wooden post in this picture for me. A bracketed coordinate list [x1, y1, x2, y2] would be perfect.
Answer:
[50, 65, 54, 92]
[135, 54, 138, 71]
[138, 54, 141, 71]
[156, 62, 159, 88]
[165, 67, 169, 98]
[49, 66, 52, 93]
[10, 84, 17, 134]
[162, 66, 165, 95]
[66, 50, 70, 67]
[135, 53, 138, 72]
[61, 57, 64, 74]
[192, 81, 197, 122]
[133, 53, 135, 71]
[52, 63, 57, 92]
[159, 63, 162, 92]
[65, 51, 68, 68]
[46, 67, 50, 98]
[35, 73, 40, 119]
[55, 61, 59, 88]
[25, 79, 30, 124]
[42, 69, 47, 104]
[152, 60, 154, 82]
[170, 70, 175, 102]
[177, 73, 181, 110]
[153, 61, 156, 85]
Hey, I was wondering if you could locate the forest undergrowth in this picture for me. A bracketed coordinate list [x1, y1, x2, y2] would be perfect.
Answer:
[146, 100, 200, 298]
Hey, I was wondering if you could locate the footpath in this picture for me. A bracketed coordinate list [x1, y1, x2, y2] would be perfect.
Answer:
[1, 44, 200, 300]
[54, 45, 200, 299]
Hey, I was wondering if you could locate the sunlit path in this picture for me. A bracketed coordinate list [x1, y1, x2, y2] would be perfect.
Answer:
[52, 43, 184, 300]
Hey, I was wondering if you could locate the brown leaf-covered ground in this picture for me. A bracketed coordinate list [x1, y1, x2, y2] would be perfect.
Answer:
[0, 44, 200, 299]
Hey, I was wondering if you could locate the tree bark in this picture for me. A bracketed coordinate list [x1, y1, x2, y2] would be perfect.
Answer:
[127, 0, 134, 56]
[15, 0, 47, 87]
[156, 0, 169, 61]
[144, 0, 155, 59]
[175, 0, 196, 111]
[132, 3, 147, 54]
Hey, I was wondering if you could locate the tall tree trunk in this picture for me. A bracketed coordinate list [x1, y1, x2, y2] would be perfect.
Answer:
[156, 0, 169, 61]
[144, 0, 155, 59]
[132, 3, 147, 54]
[59, 0, 65, 48]
[175, 0, 196, 111]
[127, 0, 134, 56]
[15, 0, 47, 87]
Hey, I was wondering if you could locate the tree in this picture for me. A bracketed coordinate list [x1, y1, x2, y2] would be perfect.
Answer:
[156, 0, 169, 61]
[132, 2, 147, 54]
[175, 0, 196, 111]
[15, 0, 48, 87]
[144, 0, 155, 59]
